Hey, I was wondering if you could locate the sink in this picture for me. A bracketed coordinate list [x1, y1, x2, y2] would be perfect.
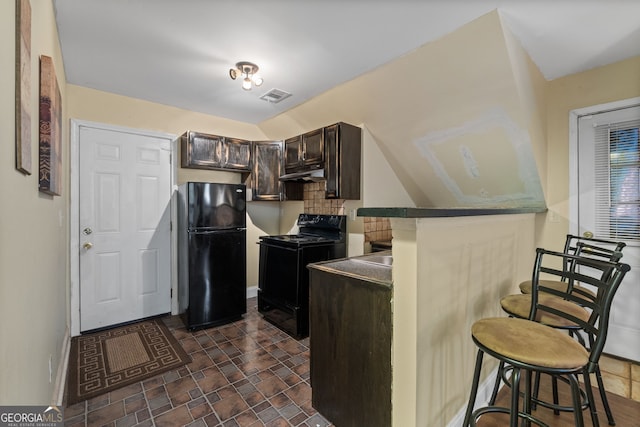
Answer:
[352, 254, 393, 267]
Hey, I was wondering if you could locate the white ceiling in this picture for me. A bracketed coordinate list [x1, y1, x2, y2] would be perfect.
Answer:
[53, 0, 640, 125]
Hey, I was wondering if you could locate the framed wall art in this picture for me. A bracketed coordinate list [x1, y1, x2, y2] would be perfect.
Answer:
[39, 55, 62, 196]
[15, 0, 32, 175]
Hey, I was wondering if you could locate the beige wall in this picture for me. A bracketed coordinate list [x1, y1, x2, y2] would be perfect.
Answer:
[414, 214, 534, 426]
[0, 0, 68, 404]
[541, 56, 640, 252]
[389, 215, 535, 426]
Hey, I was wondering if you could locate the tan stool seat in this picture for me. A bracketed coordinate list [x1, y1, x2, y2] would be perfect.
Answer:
[519, 279, 597, 299]
[472, 317, 589, 369]
[500, 294, 590, 328]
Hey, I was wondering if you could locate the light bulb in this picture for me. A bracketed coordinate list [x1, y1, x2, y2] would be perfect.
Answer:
[252, 75, 263, 86]
[242, 77, 252, 90]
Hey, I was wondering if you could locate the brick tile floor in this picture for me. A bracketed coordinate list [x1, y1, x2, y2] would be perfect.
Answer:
[64, 298, 333, 427]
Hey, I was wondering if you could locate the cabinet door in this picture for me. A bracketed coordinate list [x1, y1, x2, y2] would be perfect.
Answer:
[284, 136, 302, 171]
[252, 141, 283, 201]
[224, 137, 252, 171]
[301, 128, 324, 168]
[324, 123, 361, 200]
[324, 125, 340, 198]
[181, 131, 223, 169]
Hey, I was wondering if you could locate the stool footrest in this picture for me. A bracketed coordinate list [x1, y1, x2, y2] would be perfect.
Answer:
[471, 405, 550, 427]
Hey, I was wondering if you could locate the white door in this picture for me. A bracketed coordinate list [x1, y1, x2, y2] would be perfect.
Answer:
[79, 126, 172, 331]
[576, 105, 640, 361]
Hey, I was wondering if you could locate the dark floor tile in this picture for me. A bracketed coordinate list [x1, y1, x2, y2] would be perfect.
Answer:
[87, 394, 110, 412]
[212, 391, 249, 421]
[268, 392, 292, 409]
[63, 414, 85, 427]
[188, 350, 215, 372]
[306, 413, 332, 426]
[150, 402, 172, 417]
[114, 412, 137, 427]
[233, 409, 259, 427]
[278, 402, 302, 420]
[154, 404, 193, 427]
[188, 399, 213, 420]
[162, 369, 182, 384]
[187, 417, 208, 427]
[264, 417, 290, 427]
[142, 374, 165, 390]
[145, 384, 167, 401]
[135, 407, 151, 423]
[256, 405, 279, 423]
[123, 392, 146, 414]
[255, 376, 288, 398]
[64, 401, 86, 417]
[64, 302, 333, 427]
[197, 368, 230, 394]
[165, 375, 197, 398]
[289, 411, 308, 426]
[203, 412, 221, 426]
[241, 390, 265, 408]
[109, 382, 143, 402]
[87, 401, 125, 426]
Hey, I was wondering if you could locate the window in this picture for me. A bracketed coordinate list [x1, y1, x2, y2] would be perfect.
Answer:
[594, 120, 640, 241]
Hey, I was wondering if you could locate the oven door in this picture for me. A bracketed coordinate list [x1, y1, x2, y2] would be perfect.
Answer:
[258, 242, 301, 308]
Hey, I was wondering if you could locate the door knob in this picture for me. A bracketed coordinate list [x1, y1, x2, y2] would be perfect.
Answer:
[583, 231, 594, 239]
[83, 242, 93, 250]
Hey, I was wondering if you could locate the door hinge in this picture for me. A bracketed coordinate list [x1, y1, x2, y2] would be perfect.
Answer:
[170, 289, 173, 298]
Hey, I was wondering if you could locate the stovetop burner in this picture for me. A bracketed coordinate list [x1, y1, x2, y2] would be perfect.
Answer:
[258, 214, 347, 248]
[259, 234, 336, 247]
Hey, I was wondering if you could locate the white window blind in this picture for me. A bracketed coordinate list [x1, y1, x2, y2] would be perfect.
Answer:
[593, 119, 640, 242]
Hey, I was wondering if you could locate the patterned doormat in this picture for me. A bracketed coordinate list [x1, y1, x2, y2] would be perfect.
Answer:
[67, 319, 190, 404]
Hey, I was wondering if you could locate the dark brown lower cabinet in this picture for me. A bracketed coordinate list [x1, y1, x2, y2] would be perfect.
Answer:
[308, 268, 392, 427]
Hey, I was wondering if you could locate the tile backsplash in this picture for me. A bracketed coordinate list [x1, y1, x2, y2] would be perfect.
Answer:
[303, 182, 345, 215]
[364, 216, 392, 242]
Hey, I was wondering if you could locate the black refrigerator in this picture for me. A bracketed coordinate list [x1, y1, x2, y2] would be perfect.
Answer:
[178, 182, 247, 330]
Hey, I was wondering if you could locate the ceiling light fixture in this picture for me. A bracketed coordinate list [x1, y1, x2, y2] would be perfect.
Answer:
[229, 61, 263, 91]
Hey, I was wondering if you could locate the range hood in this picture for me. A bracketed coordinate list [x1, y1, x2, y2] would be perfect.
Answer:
[279, 169, 326, 182]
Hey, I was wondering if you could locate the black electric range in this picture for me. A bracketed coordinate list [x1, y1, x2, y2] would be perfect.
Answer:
[257, 214, 347, 338]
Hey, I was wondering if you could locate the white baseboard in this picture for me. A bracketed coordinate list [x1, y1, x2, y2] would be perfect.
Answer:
[52, 326, 71, 406]
[446, 366, 499, 427]
[247, 285, 258, 299]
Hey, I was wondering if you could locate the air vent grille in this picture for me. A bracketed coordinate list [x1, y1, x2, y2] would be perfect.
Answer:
[259, 88, 292, 104]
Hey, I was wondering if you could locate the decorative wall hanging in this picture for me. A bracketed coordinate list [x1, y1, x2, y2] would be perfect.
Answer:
[15, 0, 32, 175]
[39, 55, 62, 196]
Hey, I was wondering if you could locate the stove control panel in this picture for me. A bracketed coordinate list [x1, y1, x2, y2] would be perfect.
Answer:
[297, 214, 345, 228]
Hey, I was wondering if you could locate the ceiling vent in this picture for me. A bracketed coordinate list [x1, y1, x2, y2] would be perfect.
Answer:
[259, 88, 292, 104]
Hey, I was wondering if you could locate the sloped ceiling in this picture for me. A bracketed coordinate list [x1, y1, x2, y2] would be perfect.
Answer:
[53, 0, 640, 125]
[261, 11, 548, 209]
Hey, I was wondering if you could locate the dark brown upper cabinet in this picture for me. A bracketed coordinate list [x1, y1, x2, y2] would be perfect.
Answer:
[180, 131, 251, 172]
[324, 122, 361, 200]
[251, 140, 283, 201]
[251, 140, 303, 201]
[284, 128, 324, 172]
[223, 137, 252, 171]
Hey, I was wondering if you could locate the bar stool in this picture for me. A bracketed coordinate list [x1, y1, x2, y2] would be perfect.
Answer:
[518, 234, 626, 300]
[463, 249, 629, 427]
[497, 241, 625, 425]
